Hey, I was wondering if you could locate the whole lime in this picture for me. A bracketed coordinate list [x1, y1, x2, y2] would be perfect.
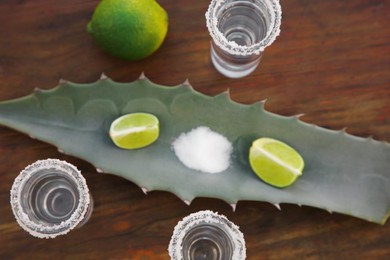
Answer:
[87, 0, 168, 60]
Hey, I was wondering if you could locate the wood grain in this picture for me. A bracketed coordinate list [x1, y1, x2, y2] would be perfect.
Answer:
[0, 0, 389, 259]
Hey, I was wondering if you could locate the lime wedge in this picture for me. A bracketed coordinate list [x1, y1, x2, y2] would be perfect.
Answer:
[249, 138, 304, 188]
[109, 113, 159, 149]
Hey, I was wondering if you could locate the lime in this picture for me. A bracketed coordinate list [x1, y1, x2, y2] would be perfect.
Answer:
[249, 138, 304, 188]
[87, 0, 168, 60]
[109, 113, 159, 149]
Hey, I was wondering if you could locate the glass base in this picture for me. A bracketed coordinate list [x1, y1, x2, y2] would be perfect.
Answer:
[168, 210, 246, 260]
[182, 224, 233, 260]
[10, 159, 92, 238]
[210, 43, 261, 78]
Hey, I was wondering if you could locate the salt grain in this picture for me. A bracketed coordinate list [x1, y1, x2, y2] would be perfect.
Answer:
[172, 126, 233, 174]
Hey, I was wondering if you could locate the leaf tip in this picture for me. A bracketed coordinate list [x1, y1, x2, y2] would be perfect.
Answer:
[339, 127, 348, 134]
[138, 72, 147, 80]
[183, 199, 192, 206]
[273, 203, 281, 210]
[255, 98, 267, 110]
[181, 78, 194, 89]
[293, 113, 305, 120]
[215, 89, 232, 101]
[224, 89, 231, 97]
[58, 78, 68, 85]
[96, 168, 104, 173]
[183, 78, 190, 85]
[100, 73, 109, 80]
[365, 135, 384, 144]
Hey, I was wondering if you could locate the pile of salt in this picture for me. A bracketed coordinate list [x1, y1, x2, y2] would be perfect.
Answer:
[172, 126, 233, 174]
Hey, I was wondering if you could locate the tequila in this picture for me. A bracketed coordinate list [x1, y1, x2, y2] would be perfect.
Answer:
[169, 210, 246, 260]
[10, 159, 93, 238]
[206, 0, 282, 78]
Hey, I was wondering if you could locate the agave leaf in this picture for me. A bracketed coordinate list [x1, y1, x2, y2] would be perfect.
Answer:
[1, 77, 390, 224]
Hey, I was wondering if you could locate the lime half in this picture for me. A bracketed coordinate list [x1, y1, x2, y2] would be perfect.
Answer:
[109, 113, 159, 149]
[249, 138, 304, 188]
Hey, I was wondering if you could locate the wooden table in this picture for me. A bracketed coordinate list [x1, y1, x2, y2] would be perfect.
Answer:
[1, 0, 389, 259]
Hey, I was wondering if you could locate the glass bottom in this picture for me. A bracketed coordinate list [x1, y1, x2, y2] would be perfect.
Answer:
[168, 210, 246, 260]
[11, 159, 92, 238]
[182, 224, 233, 260]
[210, 42, 262, 78]
[28, 172, 79, 224]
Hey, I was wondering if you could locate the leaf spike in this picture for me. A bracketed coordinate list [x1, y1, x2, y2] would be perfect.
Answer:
[293, 113, 305, 119]
[138, 71, 147, 80]
[183, 78, 194, 88]
[141, 187, 149, 195]
[57, 148, 65, 154]
[183, 199, 192, 206]
[273, 203, 281, 210]
[215, 89, 231, 100]
[327, 209, 333, 214]
[100, 73, 108, 80]
[33, 87, 42, 93]
[339, 127, 348, 134]
[224, 89, 232, 100]
[254, 99, 267, 111]
[96, 168, 104, 173]
[58, 78, 68, 85]
[230, 203, 237, 212]
[182, 78, 190, 85]
[180, 79, 194, 91]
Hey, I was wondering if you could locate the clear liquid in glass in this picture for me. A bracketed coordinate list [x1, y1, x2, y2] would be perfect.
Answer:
[218, 1, 268, 48]
[10, 159, 92, 238]
[207, 0, 281, 78]
[182, 224, 233, 260]
[168, 210, 246, 260]
[23, 170, 80, 224]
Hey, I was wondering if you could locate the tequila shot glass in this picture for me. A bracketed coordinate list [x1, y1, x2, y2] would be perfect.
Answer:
[206, 0, 282, 78]
[168, 210, 246, 260]
[10, 159, 93, 238]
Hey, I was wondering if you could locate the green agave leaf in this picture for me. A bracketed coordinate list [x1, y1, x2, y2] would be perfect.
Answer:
[1, 75, 390, 223]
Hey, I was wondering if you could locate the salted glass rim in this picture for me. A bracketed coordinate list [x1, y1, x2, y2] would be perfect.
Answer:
[10, 158, 90, 239]
[168, 210, 246, 259]
[206, 0, 282, 56]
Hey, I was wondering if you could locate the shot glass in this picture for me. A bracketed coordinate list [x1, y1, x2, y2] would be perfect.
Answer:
[168, 210, 246, 260]
[206, 0, 282, 78]
[10, 159, 93, 238]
